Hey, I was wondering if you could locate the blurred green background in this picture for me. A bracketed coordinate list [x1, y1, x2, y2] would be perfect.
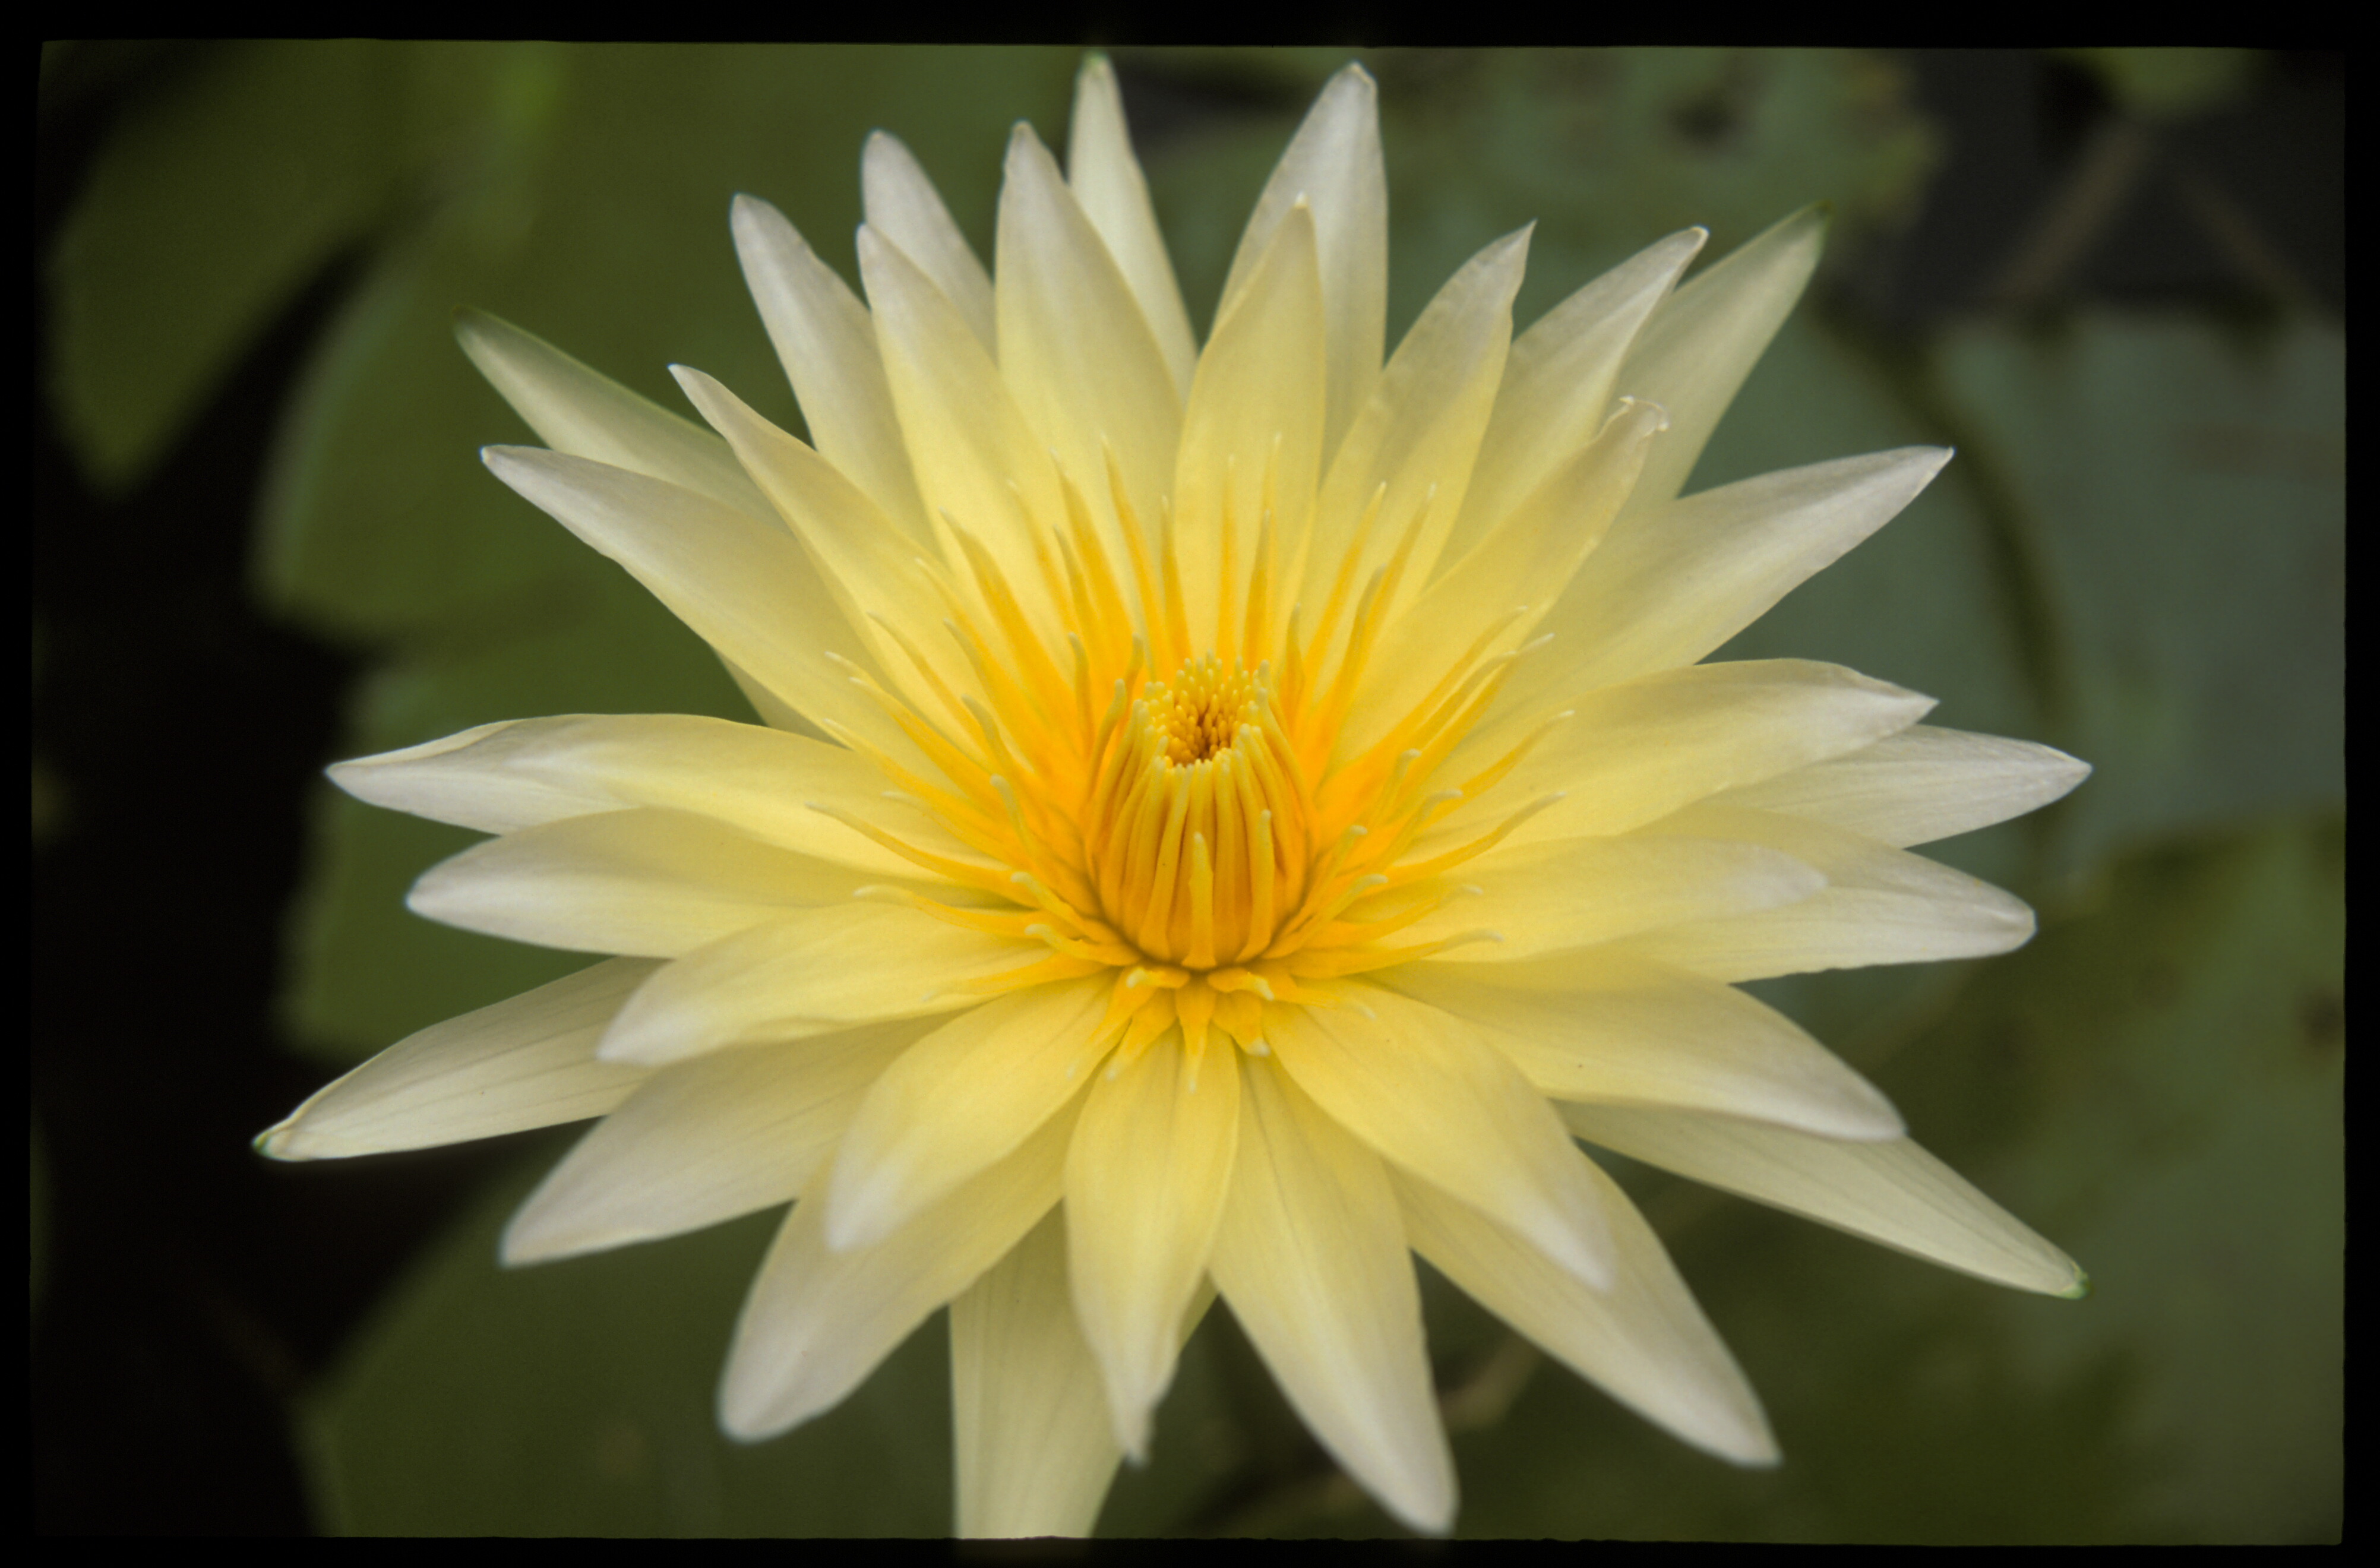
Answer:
[33, 45, 2340, 1539]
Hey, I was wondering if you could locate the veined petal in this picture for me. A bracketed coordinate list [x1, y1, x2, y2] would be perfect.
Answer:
[1616, 205, 1826, 517]
[995, 123, 1183, 567]
[408, 807, 899, 958]
[729, 194, 932, 543]
[1709, 723, 2092, 848]
[1209, 1053, 1455, 1535]
[719, 1095, 1075, 1441]
[1561, 1102, 2087, 1297]
[1483, 446, 1954, 740]
[826, 977, 1111, 1252]
[255, 958, 657, 1160]
[503, 1016, 924, 1264]
[1454, 227, 1705, 543]
[1391, 1160, 1778, 1467]
[327, 712, 956, 879]
[1065, 1031, 1240, 1459]
[1067, 55, 1198, 399]
[480, 445, 927, 769]
[454, 310, 773, 521]
[1452, 659, 1935, 851]
[598, 905, 1043, 1066]
[1392, 833, 1823, 962]
[1382, 952, 1902, 1141]
[1268, 985, 1616, 1288]
[952, 1209, 1124, 1538]
[861, 130, 996, 352]
[1172, 201, 1326, 664]
[1218, 63, 1386, 467]
[1607, 805, 2038, 981]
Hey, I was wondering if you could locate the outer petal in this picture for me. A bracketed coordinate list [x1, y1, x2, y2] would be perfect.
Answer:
[1560, 1102, 2087, 1297]
[719, 1093, 1076, 1440]
[407, 807, 896, 958]
[255, 958, 657, 1159]
[952, 1209, 1123, 1538]
[454, 310, 773, 521]
[826, 977, 1111, 1251]
[1392, 1160, 1778, 1467]
[1607, 805, 2038, 981]
[729, 194, 933, 543]
[861, 130, 996, 351]
[1066, 55, 1198, 399]
[1218, 64, 1386, 468]
[1064, 1031, 1240, 1459]
[1208, 1052, 1455, 1534]
[1616, 205, 1826, 518]
[1382, 952, 1902, 1141]
[1268, 985, 1615, 1288]
[1709, 723, 2092, 848]
[502, 1016, 924, 1264]
[596, 905, 1044, 1065]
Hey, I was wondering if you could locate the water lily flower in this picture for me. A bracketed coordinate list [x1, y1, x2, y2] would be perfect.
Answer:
[260, 56, 2089, 1537]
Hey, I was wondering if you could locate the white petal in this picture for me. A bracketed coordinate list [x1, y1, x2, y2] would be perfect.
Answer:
[1709, 723, 2092, 848]
[1208, 1053, 1455, 1535]
[1392, 1160, 1777, 1466]
[501, 1016, 923, 1264]
[718, 1095, 1075, 1440]
[1560, 1102, 2087, 1297]
[952, 1209, 1123, 1538]
[1067, 55, 1198, 398]
[861, 130, 995, 351]
[255, 958, 656, 1160]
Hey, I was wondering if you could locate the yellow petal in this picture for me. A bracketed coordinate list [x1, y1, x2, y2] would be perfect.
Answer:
[952, 1208, 1122, 1538]
[1709, 723, 2093, 848]
[861, 130, 995, 351]
[719, 1096, 1076, 1441]
[1562, 1103, 2087, 1297]
[502, 1016, 923, 1264]
[1268, 983, 1616, 1288]
[1208, 1053, 1455, 1534]
[729, 194, 932, 542]
[254, 957, 656, 1160]
[1392, 1160, 1778, 1466]
[826, 977, 1110, 1251]
[596, 905, 1041, 1066]
[1066, 55, 1198, 399]
[1382, 952, 1902, 1141]
[1064, 1030, 1240, 1458]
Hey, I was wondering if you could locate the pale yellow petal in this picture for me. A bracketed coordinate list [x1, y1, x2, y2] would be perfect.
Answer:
[1616, 205, 1826, 517]
[407, 808, 892, 958]
[728, 194, 932, 542]
[1171, 202, 1325, 662]
[453, 310, 772, 521]
[826, 977, 1111, 1252]
[1066, 55, 1198, 398]
[1560, 1103, 2086, 1297]
[1064, 1031, 1240, 1458]
[952, 1208, 1122, 1538]
[1269, 984, 1614, 1288]
[254, 957, 656, 1160]
[1382, 952, 1902, 1141]
[1218, 64, 1385, 467]
[1208, 1054, 1455, 1534]
[718, 1096, 1075, 1441]
[502, 1016, 924, 1264]
[861, 130, 995, 351]
[1454, 227, 1704, 542]
[597, 905, 1042, 1066]
[326, 712, 952, 879]
[1392, 1161, 1778, 1466]
[1607, 805, 2038, 981]
[1709, 723, 2093, 848]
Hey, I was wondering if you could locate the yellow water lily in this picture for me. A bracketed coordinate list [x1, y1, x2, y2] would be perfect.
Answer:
[260, 57, 2089, 1536]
